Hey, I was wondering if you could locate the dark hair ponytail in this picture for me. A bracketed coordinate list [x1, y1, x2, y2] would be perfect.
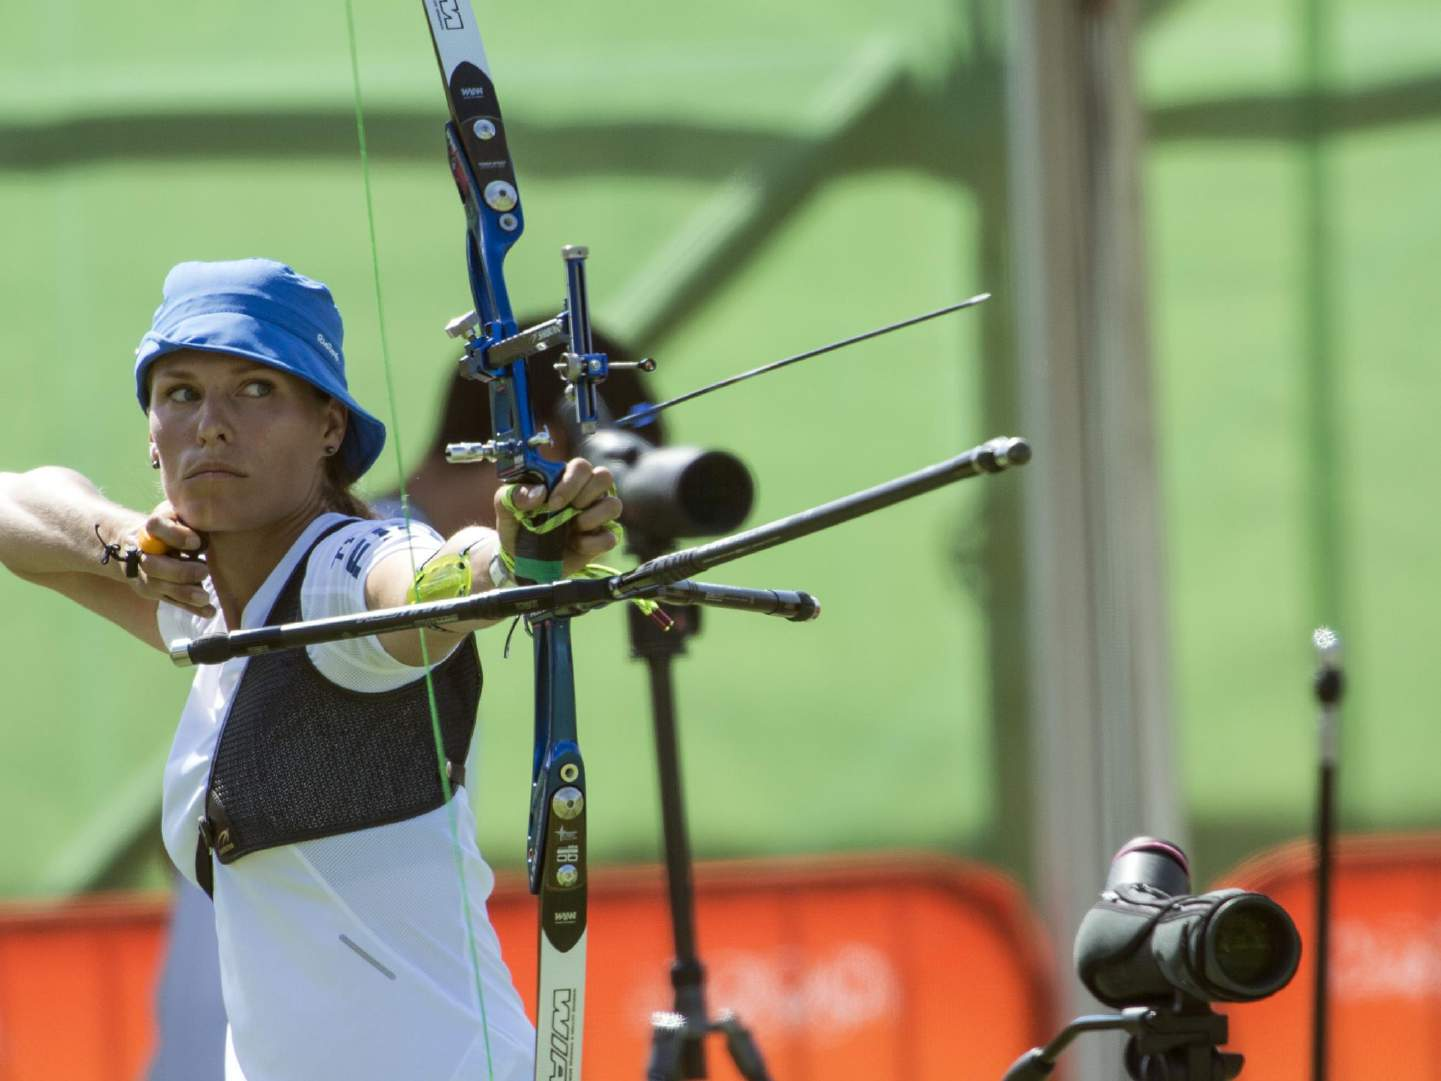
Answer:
[321, 455, 376, 520]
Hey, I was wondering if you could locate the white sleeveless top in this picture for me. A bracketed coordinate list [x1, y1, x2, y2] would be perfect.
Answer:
[158, 513, 534, 1081]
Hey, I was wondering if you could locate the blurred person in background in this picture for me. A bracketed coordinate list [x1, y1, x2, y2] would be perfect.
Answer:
[145, 309, 661, 1081]
[0, 260, 631, 1081]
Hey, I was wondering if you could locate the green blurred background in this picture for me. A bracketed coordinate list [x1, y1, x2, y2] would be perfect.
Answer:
[0, 0, 1437, 901]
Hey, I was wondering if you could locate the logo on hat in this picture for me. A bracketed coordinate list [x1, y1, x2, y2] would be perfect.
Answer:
[315, 333, 341, 367]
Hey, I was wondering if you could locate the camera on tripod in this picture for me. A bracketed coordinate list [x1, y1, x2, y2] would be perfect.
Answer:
[1077, 837, 1300, 1009]
[1004, 837, 1301, 1081]
[582, 428, 753, 550]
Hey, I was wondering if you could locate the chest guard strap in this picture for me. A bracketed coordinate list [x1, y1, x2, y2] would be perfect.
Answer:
[195, 522, 480, 897]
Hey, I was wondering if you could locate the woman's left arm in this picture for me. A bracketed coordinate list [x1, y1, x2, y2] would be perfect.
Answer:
[366, 458, 621, 666]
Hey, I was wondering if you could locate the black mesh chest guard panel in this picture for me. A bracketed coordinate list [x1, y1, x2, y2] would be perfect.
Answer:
[195, 523, 480, 894]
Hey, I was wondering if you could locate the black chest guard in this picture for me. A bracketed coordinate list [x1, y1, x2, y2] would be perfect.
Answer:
[195, 523, 480, 896]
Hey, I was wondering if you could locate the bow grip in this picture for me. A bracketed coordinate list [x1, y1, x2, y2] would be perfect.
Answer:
[512, 507, 568, 585]
[508, 458, 569, 585]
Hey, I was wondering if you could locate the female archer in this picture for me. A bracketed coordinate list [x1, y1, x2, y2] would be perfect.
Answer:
[0, 258, 620, 1080]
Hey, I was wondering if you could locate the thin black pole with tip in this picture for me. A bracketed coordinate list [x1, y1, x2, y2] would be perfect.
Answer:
[1311, 626, 1344, 1081]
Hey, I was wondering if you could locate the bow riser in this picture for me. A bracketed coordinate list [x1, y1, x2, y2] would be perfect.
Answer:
[422, 5, 595, 1079]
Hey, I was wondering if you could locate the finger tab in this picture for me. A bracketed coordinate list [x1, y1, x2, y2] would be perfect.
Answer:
[137, 531, 169, 555]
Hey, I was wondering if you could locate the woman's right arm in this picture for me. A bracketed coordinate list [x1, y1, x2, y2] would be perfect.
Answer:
[0, 467, 209, 651]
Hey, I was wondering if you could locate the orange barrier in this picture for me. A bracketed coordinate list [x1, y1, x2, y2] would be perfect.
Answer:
[0, 854, 1053, 1081]
[0, 894, 166, 1081]
[1217, 833, 1441, 1079]
[496, 855, 1054, 1080]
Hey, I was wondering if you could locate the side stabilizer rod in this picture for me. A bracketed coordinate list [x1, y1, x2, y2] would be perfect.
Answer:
[169, 435, 1030, 666]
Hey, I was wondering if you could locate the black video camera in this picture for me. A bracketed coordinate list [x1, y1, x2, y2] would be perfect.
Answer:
[581, 428, 753, 547]
[1076, 836, 1301, 1008]
[1004, 837, 1301, 1081]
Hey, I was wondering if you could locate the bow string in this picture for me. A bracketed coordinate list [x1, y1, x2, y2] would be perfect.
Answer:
[343, 3, 501, 1078]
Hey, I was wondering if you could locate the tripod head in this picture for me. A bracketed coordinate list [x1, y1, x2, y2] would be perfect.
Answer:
[1002, 1000, 1242, 1081]
[1122, 1000, 1243, 1081]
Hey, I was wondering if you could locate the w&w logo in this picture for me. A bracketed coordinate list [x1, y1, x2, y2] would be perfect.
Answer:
[434, 0, 464, 30]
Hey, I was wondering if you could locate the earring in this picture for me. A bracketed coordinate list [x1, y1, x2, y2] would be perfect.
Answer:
[150, 454, 160, 470]
[323, 446, 337, 457]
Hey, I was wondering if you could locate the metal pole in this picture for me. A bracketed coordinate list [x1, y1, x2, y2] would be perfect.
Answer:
[1008, 4, 1175, 1078]
[1311, 627, 1344, 1081]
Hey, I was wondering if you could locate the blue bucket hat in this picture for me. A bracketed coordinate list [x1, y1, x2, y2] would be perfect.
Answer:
[135, 258, 386, 481]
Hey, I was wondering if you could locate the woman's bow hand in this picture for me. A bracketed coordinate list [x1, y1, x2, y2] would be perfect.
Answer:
[495, 458, 622, 580]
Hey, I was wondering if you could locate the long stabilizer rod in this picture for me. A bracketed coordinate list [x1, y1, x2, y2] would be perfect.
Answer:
[617, 436, 1030, 593]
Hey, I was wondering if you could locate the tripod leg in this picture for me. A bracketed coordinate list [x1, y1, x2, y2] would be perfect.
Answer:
[647, 1012, 689, 1081]
[714, 1012, 773, 1081]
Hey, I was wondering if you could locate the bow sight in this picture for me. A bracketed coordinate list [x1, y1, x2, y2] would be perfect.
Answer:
[442, 247, 658, 471]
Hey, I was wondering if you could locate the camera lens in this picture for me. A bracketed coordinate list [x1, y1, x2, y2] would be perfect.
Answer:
[1206, 895, 1301, 998]
[677, 451, 753, 535]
